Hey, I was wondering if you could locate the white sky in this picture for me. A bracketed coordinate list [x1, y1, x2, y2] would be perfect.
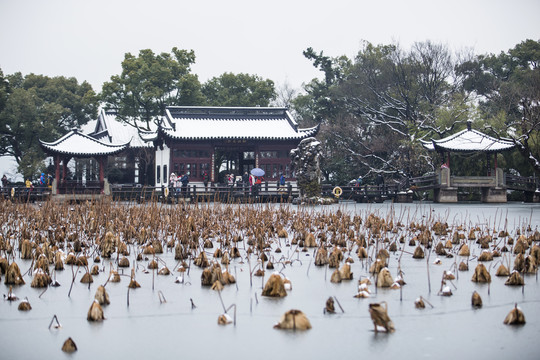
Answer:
[1, 0, 539, 179]
[1, 0, 539, 93]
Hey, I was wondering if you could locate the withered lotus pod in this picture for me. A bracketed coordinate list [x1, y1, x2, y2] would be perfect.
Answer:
[377, 268, 393, 288]
[444, 239, 453, 249]
[54, 252, 64, 271]
[34, 255, 50, 274]
[87, 300, 104, 321]
[458, 244, 470, 257]
[338, 263, 353, 280]
[222, 271, 236, 284]
[414, 297, 425, 309]
[471, 263, 491, 283]
[408, 239, 416, 247]
[158, 266, 170, 275]
[21, 239, 32, 259]
[211, 280, 224, 291]
[221, 252, 230, 265]
[31, 269, 51, 288]
[203, 239, 213, 249]
[468, 230, 476, 240]
[143, 245, 155, 255]
[118, 257, 130, 268]
[496, 264, 510, 277]
[94, 256, 101, 263]
[513, 253, 525, 272]
[262, 273, 287, 297]
[459, 261, 469, 271]
[435, 242, 446, 256]
[330, 269, 342, 283]
[231, 247, 241, 258]
[61, 337, 77, 353]
[5, 262, 25, 285]
[357, 247, 368, 259]
[505, 271, 524, 286]
[314, 247, 328, 266]
[503, 304, 526, 325]
[147, 260, 158, 270]
[388, 242, 398, 252]
[254, 269, 265, 277]
[325, 297, 335, 313]
[369, 302, 395, 333]
[217, 313, 233, 325]
[80, 272, 93, 284]
[0, 257, 8, 275]
[274, 309, 311, 330]
[513, 239, 528, 254]
[75, 255, 88, 267]
[524, 255, 537, 274]
[213, 248, 223, 258]
[128, 269, 140, 288]
[94, 285, 110, 305]
[277, 229, 288, 238]
[369, 258, 386, 274]
[305, 233, 317, 247]
[90, 265, 99, 276]
[412, 246, 425, 259]
[471, 291, 482, 308]
[194, 252, 209, 268]
[65, 253, 76, 265]
[354, 291, 370, 298]
[109, 270, 120, 283]
[443, 271, 455, 280]
[201, 268, 213, 286]
[530, 245, 540, 262]
[18, 299, 32, 311]
[266, 261, 274, 270]
[328, 248, 343, 268]
[478, 251, 493, 262]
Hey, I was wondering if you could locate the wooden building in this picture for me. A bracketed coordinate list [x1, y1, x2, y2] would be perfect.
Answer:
[148, 106, 319, 188]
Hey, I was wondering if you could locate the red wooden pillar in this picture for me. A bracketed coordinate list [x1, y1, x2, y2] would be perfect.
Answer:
[62, 157, 69, 182]
[98, 156, 105, 182]
[54, 155, 60, 183]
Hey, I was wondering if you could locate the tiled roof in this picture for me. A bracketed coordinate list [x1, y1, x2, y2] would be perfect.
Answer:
[160, 106, 319, 141]
[91, 109, 156, 148]
[40, 129, 129, 156]
[422, 127, 515, 153]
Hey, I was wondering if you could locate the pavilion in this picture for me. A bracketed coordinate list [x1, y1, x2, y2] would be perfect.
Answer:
[421, 122, 515, 202]
[39, 128, 129, 196]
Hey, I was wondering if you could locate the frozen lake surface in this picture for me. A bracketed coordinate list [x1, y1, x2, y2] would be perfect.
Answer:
[1, 201, 539, 359]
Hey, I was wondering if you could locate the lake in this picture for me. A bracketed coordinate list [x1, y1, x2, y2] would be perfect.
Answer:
[1, 201, 539, 359]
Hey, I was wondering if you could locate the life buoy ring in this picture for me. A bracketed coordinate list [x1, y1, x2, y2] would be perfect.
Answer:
[332, 186, 343, 198]
[11, 187, 15, 197]
[164, 187, 169, 197]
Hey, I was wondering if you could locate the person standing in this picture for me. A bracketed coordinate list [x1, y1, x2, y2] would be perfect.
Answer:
[1, 175, 8, 188]
[203, 171, 209, 190]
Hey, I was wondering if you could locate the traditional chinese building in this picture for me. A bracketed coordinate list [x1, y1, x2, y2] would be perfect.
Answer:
[421, 121, 515, 202]
[148, 106, 319, 188]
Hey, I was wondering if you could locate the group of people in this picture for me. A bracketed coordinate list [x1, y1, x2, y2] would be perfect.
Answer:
[169, 172, 190, 194]
[1, 173, 53, 191]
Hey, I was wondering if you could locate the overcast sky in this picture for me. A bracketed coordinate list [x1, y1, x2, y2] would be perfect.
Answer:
[0, 0, 539, 179]
[1, 0, 539, 93]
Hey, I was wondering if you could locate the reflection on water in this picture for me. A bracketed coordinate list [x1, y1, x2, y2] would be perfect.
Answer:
[0, 201, 539, 360]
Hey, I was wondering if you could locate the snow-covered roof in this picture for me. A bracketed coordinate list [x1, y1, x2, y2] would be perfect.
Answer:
[421, 124, 515, 153]
[91, 109, 156, 148]
[160, 106, 319, 141]
[40, 129, 129, 156]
